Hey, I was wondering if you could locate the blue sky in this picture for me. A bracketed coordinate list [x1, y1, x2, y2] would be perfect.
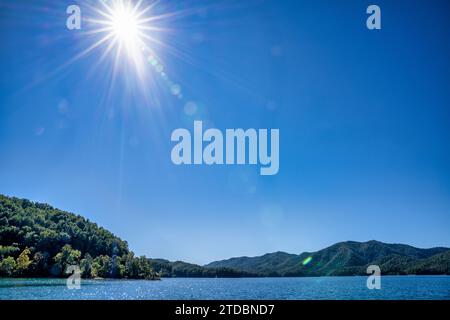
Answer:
[1, 0, 449, 264]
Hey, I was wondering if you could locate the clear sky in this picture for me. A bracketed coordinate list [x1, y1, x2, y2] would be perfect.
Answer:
[0, 0, 449, 265]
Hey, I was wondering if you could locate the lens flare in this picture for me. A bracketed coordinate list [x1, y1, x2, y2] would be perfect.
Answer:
[302, 256, 313, 266]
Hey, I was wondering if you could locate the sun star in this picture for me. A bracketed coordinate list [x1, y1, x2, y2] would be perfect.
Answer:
[86, 0, 157, 69]
[109, 1, 142, 53]
[72, 0, 185, 100]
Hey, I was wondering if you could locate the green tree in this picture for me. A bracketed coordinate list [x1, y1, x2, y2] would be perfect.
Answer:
[92, 255, 111, 278]
[0, 245, 20, 259]
[110, 255, 125, 278]
[123, 252, 139, 278]
[80, 253, 93, 278]
[0, 257, 16, 276]
[136, 256, 153, 279]
[53, 244, 81, 276]
[30, 251, 49, 276]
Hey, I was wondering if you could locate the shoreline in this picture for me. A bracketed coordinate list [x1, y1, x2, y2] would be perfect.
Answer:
[1, 274, 450, 281]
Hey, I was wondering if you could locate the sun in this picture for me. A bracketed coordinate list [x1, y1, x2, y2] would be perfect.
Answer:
[96, 0, 150, 62]
[81, 0, 160, 70]
[111, 5, 139, 41]
[109, 1, 143, 54]
[73, 0, 186, 101]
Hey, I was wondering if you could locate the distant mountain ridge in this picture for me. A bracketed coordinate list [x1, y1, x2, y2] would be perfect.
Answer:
[205, 241, 450, 276]
[148, 258, 256, 278]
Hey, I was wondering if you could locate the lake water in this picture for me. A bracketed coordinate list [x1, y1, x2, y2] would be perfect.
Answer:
[1, 276, 449, 300]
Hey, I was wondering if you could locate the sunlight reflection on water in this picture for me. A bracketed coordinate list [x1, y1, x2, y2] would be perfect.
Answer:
[0, 276, 449, 300]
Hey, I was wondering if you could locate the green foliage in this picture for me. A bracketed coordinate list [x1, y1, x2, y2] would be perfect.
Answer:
[0, 245, 20, 259]
[53, 245, 81, 276]
[0, 194, 129, 259]
[135, 256, 154, 279]
[0, 194, 158, 279]
[0, 256, 16, 276]
[91, 255, 111, 278]
[30, 251, 49, 276]
[80, 253, 93, 278]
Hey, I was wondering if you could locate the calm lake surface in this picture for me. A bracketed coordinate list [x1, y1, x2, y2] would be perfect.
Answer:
[1, 276, 449, 300]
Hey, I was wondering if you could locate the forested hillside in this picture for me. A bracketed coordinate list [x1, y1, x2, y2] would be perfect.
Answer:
[0, 194, 157, 279]
[206, 241, 450, 276]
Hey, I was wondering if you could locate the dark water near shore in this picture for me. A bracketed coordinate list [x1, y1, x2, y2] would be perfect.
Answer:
[1, 276, 449, 300]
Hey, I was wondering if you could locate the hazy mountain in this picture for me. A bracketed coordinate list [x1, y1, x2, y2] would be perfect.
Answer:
[205, 241, 450, 276]
[148, 258, 255, 278]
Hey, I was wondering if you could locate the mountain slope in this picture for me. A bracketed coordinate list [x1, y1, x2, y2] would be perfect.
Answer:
[205, 251, 302, 276]
[206, 241, 450, 276]
[0, 194, 158, 279]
